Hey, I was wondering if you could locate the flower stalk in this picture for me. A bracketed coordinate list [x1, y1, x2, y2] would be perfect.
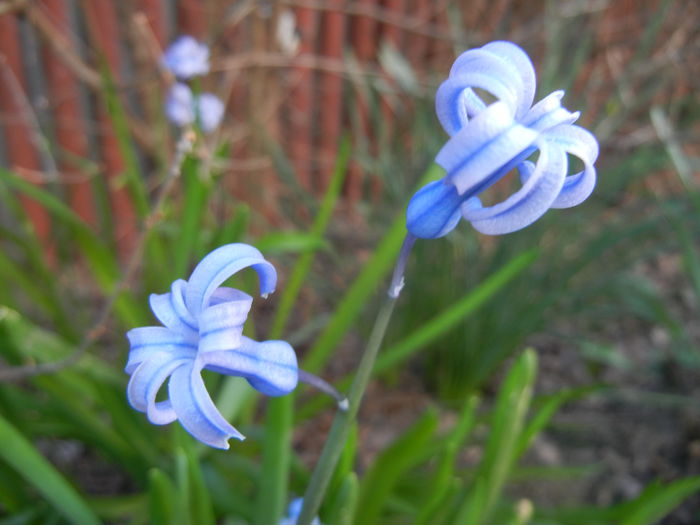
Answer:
[297, 288, 398, 525]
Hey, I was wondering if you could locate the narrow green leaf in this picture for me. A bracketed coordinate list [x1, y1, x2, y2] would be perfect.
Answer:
[185, 446, 215, 525]
[620, 477, 700, 525]
[355, 408, 439, 524]
[472, 349, 538, 524]
[376, 249, 538, 374]
[326, 472, 359, 525]
[515, 385, 599, 461]
[148, 468, 177, 525]
[173, 156, 209, 278]
[0, 414, 100, 525]
[416, 396, 479, 525]
[255, 231, 329, 255]
[303, 162, 443, 374]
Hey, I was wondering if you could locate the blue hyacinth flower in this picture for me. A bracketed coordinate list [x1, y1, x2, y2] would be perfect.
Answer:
[125, 244, 298, 449]
[407, 41, 599, 238]
[161, 35, 210, 79]
[165, 83, 225, 133]
[279, 498, 322, 525]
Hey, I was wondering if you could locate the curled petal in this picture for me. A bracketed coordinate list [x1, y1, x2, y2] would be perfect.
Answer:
[204, 336, 298, 397]
[437, 41, 536, 135]
[168, 360, 245, 449]
[406, 179, 463, 239]
[436, 66, 519, 137]
[437, 102, 538, 196]
[184, 243, 277, 318]
[127, 351, 192, 424]
[198, 289, 252, 354]
[463, 141, 568, 234]
[480, 41, 536, 118]
[545, 125, 599, 208]
[149, 279, 198, 338]
[521, 91, 580, 133]
[125, 326, 196, 373]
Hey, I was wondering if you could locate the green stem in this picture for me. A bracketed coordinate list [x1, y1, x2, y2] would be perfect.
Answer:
[297, 292, 398, 525]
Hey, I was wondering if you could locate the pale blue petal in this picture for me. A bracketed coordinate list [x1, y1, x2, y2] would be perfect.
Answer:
[436, 67, 519, 136]
[204, 336, 298, 397]
[161, 36, 210, 79]
[436, 102, 538, 196]
[184, 243, 277, 319]
[126, 351, 192, 424]
[168, 360, 245, 449]
[480, 41, 536, 119]
[196, 93, 225, 133]
[545, 125, 599, 208]
[165, 83, 195, 127]
[437, 41, 536, 135]
[406, 179, 462, 239]
[197, 289, 252, 354]
[125, 326, 196, 373]
[148, 279, 198, 338]
[521, 91, 580, 132]
[463, 141, 568, 234]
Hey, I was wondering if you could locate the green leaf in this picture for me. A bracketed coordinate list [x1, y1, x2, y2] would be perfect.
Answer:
[0, 414, 100, 525]
[458, 349, 537, 525]
[326, 472, 359, 525]
[620, 477, 700, 525]
[416, 396, 479, 525]
[355, 408, 439, 524]
[375, 249, 538, 374]
[303, 162, 443, 374]
[255, 231, 329, 255]
[173, 155, 210, 278]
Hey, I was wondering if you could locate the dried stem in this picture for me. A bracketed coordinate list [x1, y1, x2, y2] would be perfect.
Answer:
[0, 131, 196, 382]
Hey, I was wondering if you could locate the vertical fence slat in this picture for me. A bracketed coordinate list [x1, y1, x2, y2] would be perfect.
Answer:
[288, 5, 318, 190]
[40, 0, 95, 225]
[317, 1, 345, 190]
[81, 0, 137, 254]
[347, 0, 379, 201]
[0, 13, 52, 247]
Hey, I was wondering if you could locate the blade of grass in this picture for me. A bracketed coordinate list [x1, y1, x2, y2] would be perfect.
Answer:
[302, 162, 443, 374]
[620, 477, 700, 525]
[0, 413, 100, 525]
[296, 250, 537, 421]
[354, 408, 439, 525]
[415, 396, 479, 525]
[376, 248, 538, 374]
[457, 349, 537, 525]
[172, 155, 209, 278]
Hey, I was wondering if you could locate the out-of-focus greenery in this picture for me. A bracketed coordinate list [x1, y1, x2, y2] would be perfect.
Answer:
[0, 1, 699, 524]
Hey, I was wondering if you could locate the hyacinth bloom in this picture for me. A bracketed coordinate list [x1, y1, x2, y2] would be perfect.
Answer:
[279, 499, 322, 525]
[165, 83, 225, 133]
[161, 35, 210, 79]
[125, 244, 298, 449]
[406, 41, 599, 238]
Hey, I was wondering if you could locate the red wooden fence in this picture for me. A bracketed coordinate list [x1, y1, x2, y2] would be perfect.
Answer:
[0, 0, 689, 249]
